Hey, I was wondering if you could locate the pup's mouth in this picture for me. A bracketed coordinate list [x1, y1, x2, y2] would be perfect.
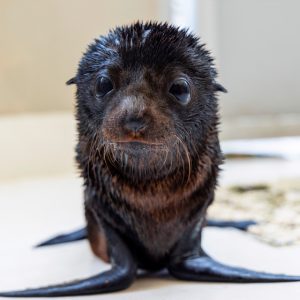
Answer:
[114, 140, 164, 147]
[108, 135, 165, 147]
[100, 136, 188, 180]
[111, 140, 167, 158]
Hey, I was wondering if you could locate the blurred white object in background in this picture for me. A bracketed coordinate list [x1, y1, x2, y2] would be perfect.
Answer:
[222, 136, 300, 160]
[168, 0, 197, 32]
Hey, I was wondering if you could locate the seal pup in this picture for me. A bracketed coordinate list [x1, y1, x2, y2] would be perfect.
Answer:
[1, 22, 299, 297]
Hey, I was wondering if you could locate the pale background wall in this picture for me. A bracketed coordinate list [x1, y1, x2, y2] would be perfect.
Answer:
[0, 0, 158, 114]
[1, 0, 299, 116]
[197, 0, 300, 137]
[216, 0, 300, 117]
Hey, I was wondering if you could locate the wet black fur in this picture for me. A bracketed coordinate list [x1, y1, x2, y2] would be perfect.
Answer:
[74, 21, 223, 266]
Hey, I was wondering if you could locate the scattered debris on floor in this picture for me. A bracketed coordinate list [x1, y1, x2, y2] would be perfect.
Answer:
[208, 178, 300, 246]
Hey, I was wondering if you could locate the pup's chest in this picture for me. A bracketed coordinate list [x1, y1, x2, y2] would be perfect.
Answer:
[127, 205, 188, 258]
[93, 176, 207, 261]
[109, 189, 203, 260]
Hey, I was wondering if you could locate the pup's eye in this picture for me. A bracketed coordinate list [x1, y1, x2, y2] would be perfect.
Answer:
[95, 76, 113, 97]
[169, 79, 191, 105]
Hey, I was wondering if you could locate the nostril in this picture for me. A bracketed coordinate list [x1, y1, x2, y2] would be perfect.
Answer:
[124, 118, 147, 134]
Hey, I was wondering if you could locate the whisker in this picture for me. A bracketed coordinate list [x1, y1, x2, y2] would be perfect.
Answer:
[174, 134, 191, 185]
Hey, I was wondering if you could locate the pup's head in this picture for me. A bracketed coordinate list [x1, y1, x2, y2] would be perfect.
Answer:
[70, 22, 225, 181]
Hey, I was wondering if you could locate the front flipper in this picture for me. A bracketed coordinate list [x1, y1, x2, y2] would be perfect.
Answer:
[35, 227, 87, 248]
[0, 225, 137, 297]
[168, 254, 300, 283]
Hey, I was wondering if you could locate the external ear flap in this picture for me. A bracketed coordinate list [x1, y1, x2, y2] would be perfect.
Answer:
[214, 82, 227, 93]
[66, 77, 77, 85]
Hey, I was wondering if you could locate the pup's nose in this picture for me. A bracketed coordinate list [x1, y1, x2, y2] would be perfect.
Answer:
[123, 117, 147, 136]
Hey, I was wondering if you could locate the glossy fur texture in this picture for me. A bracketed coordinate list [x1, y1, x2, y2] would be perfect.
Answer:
[1, 22, 299, 298]
[75, 21, 223, 266]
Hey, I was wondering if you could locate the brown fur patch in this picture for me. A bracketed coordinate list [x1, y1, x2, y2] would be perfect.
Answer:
[120, 155, 212, 217]
[86, 209, 110, 263]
